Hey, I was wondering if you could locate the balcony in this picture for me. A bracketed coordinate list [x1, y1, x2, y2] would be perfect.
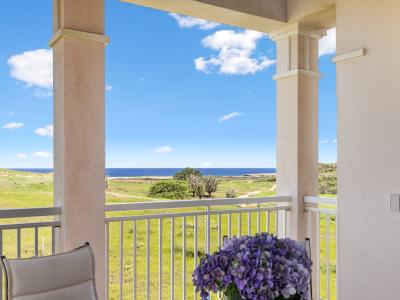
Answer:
[2, 0, 399, 298]
[0, 195, 336, 300]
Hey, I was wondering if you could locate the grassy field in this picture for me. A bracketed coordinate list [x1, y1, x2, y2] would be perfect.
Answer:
[0, 169, 336, 299]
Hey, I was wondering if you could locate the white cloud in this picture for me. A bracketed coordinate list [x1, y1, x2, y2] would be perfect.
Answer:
[106, 85, 113, 91]
[319, 139, 337, 144]
[17, 153, 28, 159]
[195, 30, 275, 75]
[32, 151, 51, 158]
[319, 28, 336, 57]
[201, 161, 214, 167]
[152, 145, 173, 154]
[8, 49, 53, 89]
[218, 112, 244, 123]
[35, 125, 53, 138]
[169, 13, 220, 30]
[2, 122, 24, 130]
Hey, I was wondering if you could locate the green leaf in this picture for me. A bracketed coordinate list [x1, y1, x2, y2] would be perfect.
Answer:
[223, 284, 243, 300]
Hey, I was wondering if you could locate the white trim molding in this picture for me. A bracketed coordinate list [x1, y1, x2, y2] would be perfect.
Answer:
[269, 23, 326, 41]
[49, 28, 110, 47]
[332, 48, 366, 63]
[273, 69, 323, 80]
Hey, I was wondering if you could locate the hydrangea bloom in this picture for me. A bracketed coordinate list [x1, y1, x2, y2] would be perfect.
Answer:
[192, 233, 312, 300]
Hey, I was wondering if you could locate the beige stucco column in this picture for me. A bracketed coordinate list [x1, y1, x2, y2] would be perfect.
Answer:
[270, 23, 324, 298]
[50, 1, 108, 299]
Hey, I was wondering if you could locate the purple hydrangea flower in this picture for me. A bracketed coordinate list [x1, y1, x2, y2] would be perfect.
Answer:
[192, 233, 312, 300]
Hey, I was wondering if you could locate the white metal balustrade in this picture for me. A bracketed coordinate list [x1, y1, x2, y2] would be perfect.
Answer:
[0, 196, 338, 300]
[305, 196, 337, 300]
[0, 207, 61, 299]
[105, 196, 291, 300]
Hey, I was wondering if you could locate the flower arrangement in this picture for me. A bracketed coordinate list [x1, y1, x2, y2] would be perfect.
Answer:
[192, 233, 312, 300]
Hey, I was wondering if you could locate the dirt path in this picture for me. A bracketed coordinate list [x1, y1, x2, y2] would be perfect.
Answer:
[239, 190, 263, 198]
[106, 191, 144, 199]
[238, 184, 276, 198]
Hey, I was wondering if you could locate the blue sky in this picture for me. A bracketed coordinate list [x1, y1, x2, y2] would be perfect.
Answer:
[0, 0, 337, 168]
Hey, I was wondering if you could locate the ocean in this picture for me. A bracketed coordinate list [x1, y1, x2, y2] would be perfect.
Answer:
[12, 168, 276, 177]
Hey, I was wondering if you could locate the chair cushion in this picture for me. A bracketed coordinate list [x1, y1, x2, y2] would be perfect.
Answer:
[14, 280, 96, 300]
[2, 244, 97, 300]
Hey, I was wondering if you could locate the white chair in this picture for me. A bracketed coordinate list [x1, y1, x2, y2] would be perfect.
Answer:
[0, 242, 98, 300]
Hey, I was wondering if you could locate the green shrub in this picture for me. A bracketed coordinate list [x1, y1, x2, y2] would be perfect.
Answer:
[226, 188, 237, 198]
[174, 168, 202, 181]
[188, 175, 204, 199]
[265, 175, 276, 182]
[204, 176, 218, 197]
[148, 180, 189, 199]
[319, 175, 337, 194]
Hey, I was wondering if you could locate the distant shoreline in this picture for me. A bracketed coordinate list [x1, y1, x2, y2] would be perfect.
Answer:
[109, 173, 276, 180]
[10, 168, 276, 178]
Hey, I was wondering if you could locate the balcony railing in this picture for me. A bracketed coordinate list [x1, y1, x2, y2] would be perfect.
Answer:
[305, 196, 337, 300]
[0, 195, 337, 300]
[105, 196, 291, 300]
[0, 206, 61, 299]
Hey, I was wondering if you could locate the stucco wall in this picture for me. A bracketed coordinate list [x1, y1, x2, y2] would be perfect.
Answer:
[336, 0, 400, 298]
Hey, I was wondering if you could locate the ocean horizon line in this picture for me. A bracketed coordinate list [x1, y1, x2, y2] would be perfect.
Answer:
[10, 167, 277, 177]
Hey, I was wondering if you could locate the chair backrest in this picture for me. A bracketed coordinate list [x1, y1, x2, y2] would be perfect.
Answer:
[0, 243, 98, 300]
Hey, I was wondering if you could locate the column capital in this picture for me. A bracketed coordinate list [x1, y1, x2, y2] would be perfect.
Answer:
[268, 23, 326, 41]
[49, 28, 110, 48]
[273, 69, 322, 80]
[272, 23, 323, 80]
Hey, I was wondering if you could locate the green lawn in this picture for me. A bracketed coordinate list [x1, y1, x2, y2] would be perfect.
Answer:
[0, 169, 337, 300]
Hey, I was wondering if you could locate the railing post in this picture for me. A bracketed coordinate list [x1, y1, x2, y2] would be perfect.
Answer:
[277, 209, 286, 238]
[270, 24, 325, 300]
[205, 205, 211, 253]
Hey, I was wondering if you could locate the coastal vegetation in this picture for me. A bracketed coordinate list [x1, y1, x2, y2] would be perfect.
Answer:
[319, 163, 337, 194]
[0, 165, 337, 299]
[146, 163, 337, 200]
[225, 188, 237, 198]
[147, 179, 188, 199]
[150, 168, 220, 199]
[204, 176, 218, 197]
[173, 167, 202, 181]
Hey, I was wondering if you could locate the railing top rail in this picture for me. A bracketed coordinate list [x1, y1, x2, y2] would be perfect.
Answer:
[305, 206, 337, 215]
[0, 207, 61, 219]
[304, 196, 337, 206]
[106, 205, 291, 223]
[0, 221, 61, 230]
[106, 196, 291, 212]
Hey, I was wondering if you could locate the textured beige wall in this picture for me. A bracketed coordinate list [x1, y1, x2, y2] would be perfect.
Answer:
[336, 0, 400, 298]
[53, 0, 106, 299]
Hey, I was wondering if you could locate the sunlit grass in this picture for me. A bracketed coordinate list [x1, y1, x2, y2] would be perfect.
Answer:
[0, 169, 336, 300]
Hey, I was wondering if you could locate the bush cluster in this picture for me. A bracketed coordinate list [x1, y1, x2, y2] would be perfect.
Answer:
[319, 176, 337, 194]
[149, 168, 220, 199]
[148, 180, 189, 199]
[173, 168, 202, 181]
[225, 188, 237, 198]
